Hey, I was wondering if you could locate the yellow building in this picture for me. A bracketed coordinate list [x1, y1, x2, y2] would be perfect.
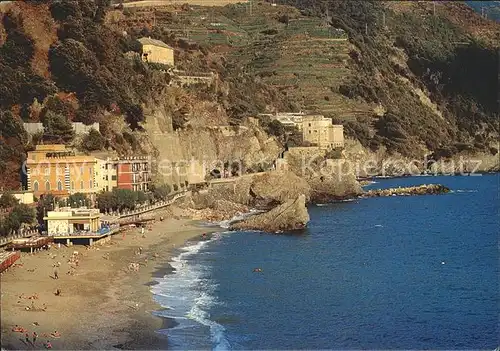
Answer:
[138, 37, 174, 66]
[96, 158, 118, 192]
[302, 115, 344, 149]
[26, 145, 99, 198]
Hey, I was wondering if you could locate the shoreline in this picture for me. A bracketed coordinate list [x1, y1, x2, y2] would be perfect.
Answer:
[0, 217, 218, 350]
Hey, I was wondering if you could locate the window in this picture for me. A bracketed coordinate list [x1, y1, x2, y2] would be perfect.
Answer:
[111, 175, 117, 181]
[308, 130, 311, 134]
[105, 175, 108, 181]
[57, 180, 62, 191]
[45, 168, 50, 176]
[80, 181, 84, 189]
[45, 181, 50, 191]
[71, 181, 75, 190]
[89, 180, 93, 188]
[89, 167, 92, 175]
[308, 123, 311, 127]
[33, 181, 39, 192]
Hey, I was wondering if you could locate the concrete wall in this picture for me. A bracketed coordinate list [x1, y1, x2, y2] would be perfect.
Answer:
[73, 122, 100, 134]
[13, 192, 34, 205]
[172, 74, 215, 88]
[142, 44, 174, 66]
[47, 218, 71, 235]
[329, 125, 344, 148]
[23, 123, 100, 135]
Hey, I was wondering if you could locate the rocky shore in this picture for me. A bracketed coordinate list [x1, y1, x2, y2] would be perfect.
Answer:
[230, 195, 309, 233]
[363, 184, 450, 198]
[175, 169, 451, 232]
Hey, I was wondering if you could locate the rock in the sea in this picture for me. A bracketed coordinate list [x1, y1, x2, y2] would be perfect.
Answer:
[308, 173, 363, 202]
[250, 170, 311, 206]
[364, 184, 450, 197]
[230, 194, 309, 232]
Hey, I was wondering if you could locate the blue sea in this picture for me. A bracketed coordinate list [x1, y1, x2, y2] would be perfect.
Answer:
[151, 175, 499, 350]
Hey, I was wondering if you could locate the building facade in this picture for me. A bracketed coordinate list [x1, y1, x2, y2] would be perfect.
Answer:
[116, 156, 152, 192]
[44, 208, 101, 236]
[96, 158, 118, 192]
[261, 112, 305, 130]
[138, 37, 174, 66]
[302, 115, 344, 149]
[26, 145, 99, 198]
[26, 145, 153, 196]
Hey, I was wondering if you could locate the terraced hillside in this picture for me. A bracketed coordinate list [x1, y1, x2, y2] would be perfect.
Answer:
[113, 1, 373, 120]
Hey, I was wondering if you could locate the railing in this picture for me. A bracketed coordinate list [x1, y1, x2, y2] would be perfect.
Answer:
[0, 230, 38, 247]
[52, 224, 120, 238]
[118, 191, 187, 220]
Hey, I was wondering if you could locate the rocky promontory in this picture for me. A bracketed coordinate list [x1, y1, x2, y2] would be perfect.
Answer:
[230, 194, 309, 233]
[363, 184, 450, 197]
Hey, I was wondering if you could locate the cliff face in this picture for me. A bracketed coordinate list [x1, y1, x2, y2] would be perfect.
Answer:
[230, 194, 310, 232]
[343, 139, 500, 176]
[143, 96, 282, 186]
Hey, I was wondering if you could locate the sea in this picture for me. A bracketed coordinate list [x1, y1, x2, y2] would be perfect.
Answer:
[151, 174, 499, 350]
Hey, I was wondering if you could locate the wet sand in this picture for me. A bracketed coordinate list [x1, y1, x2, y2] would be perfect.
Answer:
[0, 218, 216, 350]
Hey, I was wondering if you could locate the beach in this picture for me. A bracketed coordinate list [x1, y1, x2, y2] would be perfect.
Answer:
[0, 217, 215, 350]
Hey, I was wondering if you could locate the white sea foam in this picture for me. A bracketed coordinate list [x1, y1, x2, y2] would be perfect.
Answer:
[218, 209, 264, 229]
[362, 180, 379, 186]
[453, 189, 478, 193]
[151, 235, 231, 350]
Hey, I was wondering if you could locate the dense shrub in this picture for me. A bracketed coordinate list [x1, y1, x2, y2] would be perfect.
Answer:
[42, 111, 75, 143]
[0, 193, 19, 209]
[81, 129, 106, 152]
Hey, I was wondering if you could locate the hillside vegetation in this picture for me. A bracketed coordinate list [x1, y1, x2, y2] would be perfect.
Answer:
[274, 0, 499, 157]
[0, 0, 498, 189]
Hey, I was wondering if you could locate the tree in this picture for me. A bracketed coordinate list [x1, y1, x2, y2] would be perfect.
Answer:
[267, 119, 286, 138]
[0, 193, 19, 209]
[36, 194, 57, 225]
[151, 183, 171, 200]
[0, 13, 35, 68]
[68, 193, 90, 208]
[136, 191, 148, 204]
[278, 14, 290, 26]
[10, 204, 35, 226]
[96, 191, 116, 212]
[81, 128, 106, 151]
[42, 111, 75, 143]
[123, 103, 144, 130]
[1, 203, 36, 236]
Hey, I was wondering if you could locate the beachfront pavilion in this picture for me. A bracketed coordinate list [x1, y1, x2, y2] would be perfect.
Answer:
[44, 208, 111, 245]
[45, 208, 101, 235]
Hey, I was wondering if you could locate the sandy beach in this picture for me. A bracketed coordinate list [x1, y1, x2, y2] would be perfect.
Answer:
[0, 216, 216, 350]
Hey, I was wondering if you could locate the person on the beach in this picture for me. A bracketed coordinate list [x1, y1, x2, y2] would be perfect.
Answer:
[25, 333, 30, 344]
[53, 268, 58, 280]
[33, 331, 38, 344]
[45, 340, 52, 349]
